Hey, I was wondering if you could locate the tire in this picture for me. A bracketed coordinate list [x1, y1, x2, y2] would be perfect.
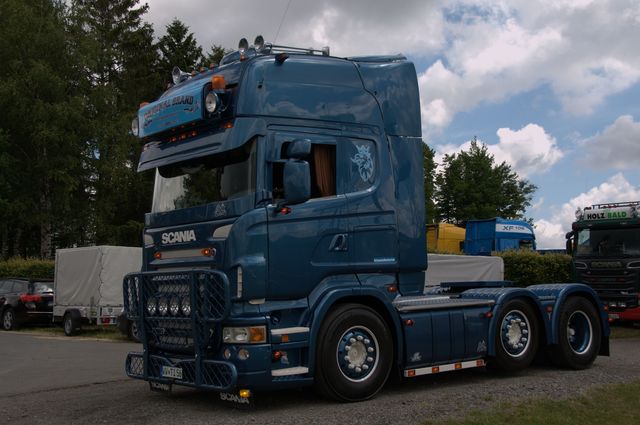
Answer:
[2, 308, 18, 331]
[550, 296, 601, 370]
[63, 313, 79, 336]
[128, 319, 140, 343]
[489, 299, 539, 373]
[314, 303, 393, 402]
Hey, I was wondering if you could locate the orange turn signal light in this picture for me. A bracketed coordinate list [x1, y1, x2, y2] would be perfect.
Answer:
[211, 75, 226, 90]
[153, 251, 162, 260]
[249, 326, 266, 343]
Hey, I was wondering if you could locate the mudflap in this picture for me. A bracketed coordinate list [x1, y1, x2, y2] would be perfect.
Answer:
[219, 391, 255, 409]
[149, 381, 172, 393]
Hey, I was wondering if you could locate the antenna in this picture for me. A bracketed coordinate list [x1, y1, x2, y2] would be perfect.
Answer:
[274, 0, 293, 44]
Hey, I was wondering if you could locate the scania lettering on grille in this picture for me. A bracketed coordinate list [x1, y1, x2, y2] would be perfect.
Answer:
[161, 230, 196, 244]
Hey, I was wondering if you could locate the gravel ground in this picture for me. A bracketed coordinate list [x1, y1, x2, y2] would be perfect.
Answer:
[2, 337, 639, 425]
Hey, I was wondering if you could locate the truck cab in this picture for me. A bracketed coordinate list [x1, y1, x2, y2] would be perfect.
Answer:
[464, 217, 536, 256]
[567, 202, 640, 321]
[123, 37, 608, 402]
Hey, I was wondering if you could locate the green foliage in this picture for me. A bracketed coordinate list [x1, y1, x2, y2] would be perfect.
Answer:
[433, 380, 640, 425]
[158, 19, 204, 79]
[423, 143, 437, 224]
[0, 0, 230, 259]
[434, 139, 537, 225]
[204, 44, 230, 67]
[497, 250, 572, 287]
[0, 258, 54, 279]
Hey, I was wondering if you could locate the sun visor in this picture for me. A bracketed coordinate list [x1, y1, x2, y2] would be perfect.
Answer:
[137, 117, 267, 172]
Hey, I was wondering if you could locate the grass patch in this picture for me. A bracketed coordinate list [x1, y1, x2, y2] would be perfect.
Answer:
[610, 323, 640, 339]
[16, 325, 129, 341]
[431, 380, 640, 425]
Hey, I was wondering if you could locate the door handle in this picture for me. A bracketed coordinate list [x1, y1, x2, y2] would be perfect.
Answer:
[329, 234, 348, 252]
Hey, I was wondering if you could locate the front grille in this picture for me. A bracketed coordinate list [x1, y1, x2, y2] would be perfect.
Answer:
[577, 269, 639, 293]
[123, 270, 230, 352]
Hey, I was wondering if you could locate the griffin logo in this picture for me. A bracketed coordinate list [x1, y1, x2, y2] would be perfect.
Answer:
[351, 144, 374, 182]
[161, 230, 196, 244]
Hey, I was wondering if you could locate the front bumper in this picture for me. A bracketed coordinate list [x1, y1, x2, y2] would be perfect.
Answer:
[126, 352, 237, 390]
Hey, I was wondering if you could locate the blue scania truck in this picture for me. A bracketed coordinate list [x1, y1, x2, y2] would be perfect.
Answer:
[123, 36, 609, 402]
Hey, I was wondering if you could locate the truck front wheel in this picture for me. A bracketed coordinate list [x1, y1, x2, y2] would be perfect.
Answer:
[490, 299, 539, 372]
[550, 296, 601, 369]
[314, 303, 393, 402]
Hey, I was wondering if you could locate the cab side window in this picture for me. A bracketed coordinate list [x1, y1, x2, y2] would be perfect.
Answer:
[309, 144, 336, 198]
[272, 139, 336, 200]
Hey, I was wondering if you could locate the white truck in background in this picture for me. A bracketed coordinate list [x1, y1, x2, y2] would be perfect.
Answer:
[53, 246, 141, 337]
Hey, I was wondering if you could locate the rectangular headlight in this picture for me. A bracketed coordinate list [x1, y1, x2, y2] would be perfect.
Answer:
[222, 326, 266, 344]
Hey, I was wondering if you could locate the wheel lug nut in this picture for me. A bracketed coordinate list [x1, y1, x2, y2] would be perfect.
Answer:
[364, 338, 370, 344]
[362, 364, 369, 370]
[357, 335, 363, 341]
[367, 347, 374, 353]
[344, 355, 350, 361]
[355, 367, 362, 373]
[348, 364, 355, 369]
[367, 356, 373, 363]
[345, 345, 351, 351]
[349, 337, 356, 343]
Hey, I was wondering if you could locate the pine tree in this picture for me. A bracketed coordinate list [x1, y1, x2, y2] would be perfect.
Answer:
[69, 0, 160, 246]
[158, 19, 205, 79]
[0, 0, 89, 258]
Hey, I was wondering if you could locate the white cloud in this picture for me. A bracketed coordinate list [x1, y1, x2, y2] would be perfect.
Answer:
[581, 115, 640, 170]
[534, 173, 640, 248]
[433, 123, 563, 178]
[146, 0, 446, 57]
[144, 1, 640, 136]
[419, 0, 640, 134]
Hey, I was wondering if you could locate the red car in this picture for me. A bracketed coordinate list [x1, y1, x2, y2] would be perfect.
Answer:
[0, 278, 54, 330]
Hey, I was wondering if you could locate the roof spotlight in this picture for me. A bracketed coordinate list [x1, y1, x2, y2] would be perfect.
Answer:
[254, 35, 264, 50]
[172, 66, 190, 85]
[575, 208, 583, 220]
[238, 38, 249, 53]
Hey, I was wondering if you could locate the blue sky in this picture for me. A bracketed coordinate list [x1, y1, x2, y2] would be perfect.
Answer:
[146, 0, 640, 248]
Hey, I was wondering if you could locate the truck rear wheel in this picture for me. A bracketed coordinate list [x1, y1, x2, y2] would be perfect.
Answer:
[550, 296, 601, 369]
[314, 303, 392, 402]
[490, 299, 539, 372]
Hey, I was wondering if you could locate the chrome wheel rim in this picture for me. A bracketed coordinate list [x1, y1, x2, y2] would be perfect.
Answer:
[336, 326, 379, 382]
[500, 310, 531, 358]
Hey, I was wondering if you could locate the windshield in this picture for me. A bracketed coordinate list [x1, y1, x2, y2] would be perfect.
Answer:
[152, 140, 257, 213]
[575, 227, 640, 258]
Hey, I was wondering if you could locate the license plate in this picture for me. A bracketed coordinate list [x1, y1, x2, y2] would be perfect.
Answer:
[161, 366, 183, 380]
[609, 313, 620, 319]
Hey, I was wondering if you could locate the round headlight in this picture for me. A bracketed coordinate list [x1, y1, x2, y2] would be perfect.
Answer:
[169, 296, 180, 316]
[131, 117, 139, 136]
[146, 297, 157, 316]
[158, 297, 169, 316]
[205, 92, 220, 113]
[181, 297, 191, 316]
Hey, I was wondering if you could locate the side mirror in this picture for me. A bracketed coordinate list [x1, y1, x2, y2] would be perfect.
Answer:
[283, 160, 310, 205]
[566, 238, 573, 255]
[287, 139, 311, 159]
